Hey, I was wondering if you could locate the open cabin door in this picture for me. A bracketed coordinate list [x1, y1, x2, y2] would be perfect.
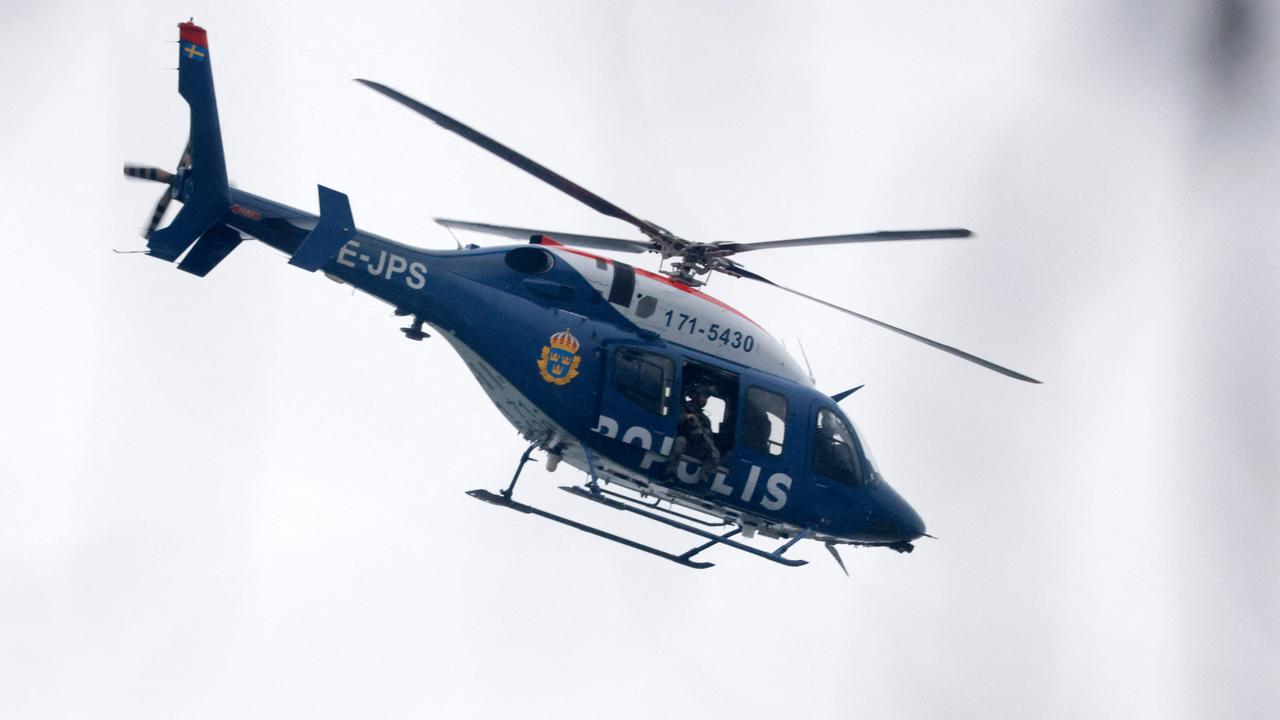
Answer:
[594, 345, 680, 470]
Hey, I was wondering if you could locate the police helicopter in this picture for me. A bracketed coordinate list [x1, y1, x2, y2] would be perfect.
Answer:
[124, 22, 1038, 572]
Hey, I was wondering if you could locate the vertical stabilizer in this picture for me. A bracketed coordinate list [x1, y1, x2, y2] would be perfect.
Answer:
[146, 21, 231, 262]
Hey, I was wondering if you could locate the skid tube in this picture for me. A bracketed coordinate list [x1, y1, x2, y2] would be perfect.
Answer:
[467, 488, 714, 569]
[468, 441, 714, 569]
[467, 442, 810, 569]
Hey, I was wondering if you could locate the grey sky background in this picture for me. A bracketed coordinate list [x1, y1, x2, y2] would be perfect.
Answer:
[2, 1, 1277, 718]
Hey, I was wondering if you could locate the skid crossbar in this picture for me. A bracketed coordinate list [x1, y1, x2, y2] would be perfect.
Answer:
[560, 486, 809, 567]
[592, 486, 731, 528]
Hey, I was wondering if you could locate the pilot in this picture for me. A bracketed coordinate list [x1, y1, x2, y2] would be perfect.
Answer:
[668, 382, 721, 483]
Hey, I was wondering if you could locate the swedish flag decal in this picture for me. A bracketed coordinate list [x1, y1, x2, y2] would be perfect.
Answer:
[181, 42, 207, 61]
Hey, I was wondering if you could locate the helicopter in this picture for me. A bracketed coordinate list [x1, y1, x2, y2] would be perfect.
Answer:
[124, 22, 1038, 572]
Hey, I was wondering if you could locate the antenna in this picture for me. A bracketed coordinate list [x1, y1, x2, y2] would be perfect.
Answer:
[825, 543, 849, 576]
[797, 338, 816, 384]
[442, 224, 463, 249]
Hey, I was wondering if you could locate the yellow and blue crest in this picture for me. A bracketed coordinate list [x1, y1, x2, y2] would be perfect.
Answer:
[537, 329, 582, 385]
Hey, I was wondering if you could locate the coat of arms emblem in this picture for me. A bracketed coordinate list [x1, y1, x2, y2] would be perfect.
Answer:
[537, 329, 582, 385]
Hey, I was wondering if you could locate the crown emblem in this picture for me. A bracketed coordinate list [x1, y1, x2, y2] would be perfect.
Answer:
[548, 329, 580, 354]
[538, 329, 583, 385]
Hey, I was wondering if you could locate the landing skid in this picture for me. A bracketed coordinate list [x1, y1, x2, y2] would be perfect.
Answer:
[465, 442, 810, 570]
[561, 486, 809, 568]
[467, 489, 714, 569]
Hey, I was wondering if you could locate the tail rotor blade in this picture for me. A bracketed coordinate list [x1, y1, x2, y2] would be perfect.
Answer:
[127, 141, 190, 238]
[123, 165, 175, 184]
[144, 191, 174, 239]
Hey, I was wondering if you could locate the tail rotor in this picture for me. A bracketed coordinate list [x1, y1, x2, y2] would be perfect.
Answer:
[123, 142, 192, 238]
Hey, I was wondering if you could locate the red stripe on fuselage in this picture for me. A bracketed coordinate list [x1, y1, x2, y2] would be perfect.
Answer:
[535, 236, 760, 329]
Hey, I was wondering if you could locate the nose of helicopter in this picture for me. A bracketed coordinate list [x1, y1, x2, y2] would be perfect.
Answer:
[892, 495, 927, 539]
[869, 482, 926, 543]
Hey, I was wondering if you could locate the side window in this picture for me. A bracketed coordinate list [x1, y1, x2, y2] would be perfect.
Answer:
[742, 387, 787, 456]
[613, 348, 673, 416]
[813, 408, 863, 485]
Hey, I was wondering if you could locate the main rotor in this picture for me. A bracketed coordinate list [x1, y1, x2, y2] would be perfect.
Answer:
[356, 80, 1038, 383]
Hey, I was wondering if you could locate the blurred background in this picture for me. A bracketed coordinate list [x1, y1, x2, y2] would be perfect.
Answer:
[1, 1, 1276, 718]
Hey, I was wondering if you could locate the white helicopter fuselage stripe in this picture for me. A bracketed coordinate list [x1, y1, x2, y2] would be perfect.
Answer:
[548, 247, 812, 385]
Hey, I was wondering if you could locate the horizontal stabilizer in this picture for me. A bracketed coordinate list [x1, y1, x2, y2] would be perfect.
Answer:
[289, 185, 355, 272]
[177, 224, 243, 277]
[147, 201, 223, 261]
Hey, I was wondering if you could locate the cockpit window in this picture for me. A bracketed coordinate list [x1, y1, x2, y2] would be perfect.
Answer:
[813, 407, 864, 485]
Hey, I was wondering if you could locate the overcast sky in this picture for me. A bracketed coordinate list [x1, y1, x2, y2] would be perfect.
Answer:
[2, 1, 1277, 718]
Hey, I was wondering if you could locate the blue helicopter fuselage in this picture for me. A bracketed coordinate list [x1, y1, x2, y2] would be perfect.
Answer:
[220, 189, 926, 548]
[135, 22, 928, 556]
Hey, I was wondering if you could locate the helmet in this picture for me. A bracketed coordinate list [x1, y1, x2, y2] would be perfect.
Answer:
[688, 383, 714, 400]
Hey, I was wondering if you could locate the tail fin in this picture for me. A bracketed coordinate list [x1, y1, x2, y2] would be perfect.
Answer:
[144, 21, 232, 266]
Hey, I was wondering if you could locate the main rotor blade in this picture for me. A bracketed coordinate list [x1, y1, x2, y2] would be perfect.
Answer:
[729, 262, 1040, 383]
[718, 228, 971, 254]
[357, 79, 671, 243]
[436, 218, 652, 253]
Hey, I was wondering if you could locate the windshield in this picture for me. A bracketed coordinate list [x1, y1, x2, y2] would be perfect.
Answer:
[845, 414, 883, 484]
[814, 407, 864, 485]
